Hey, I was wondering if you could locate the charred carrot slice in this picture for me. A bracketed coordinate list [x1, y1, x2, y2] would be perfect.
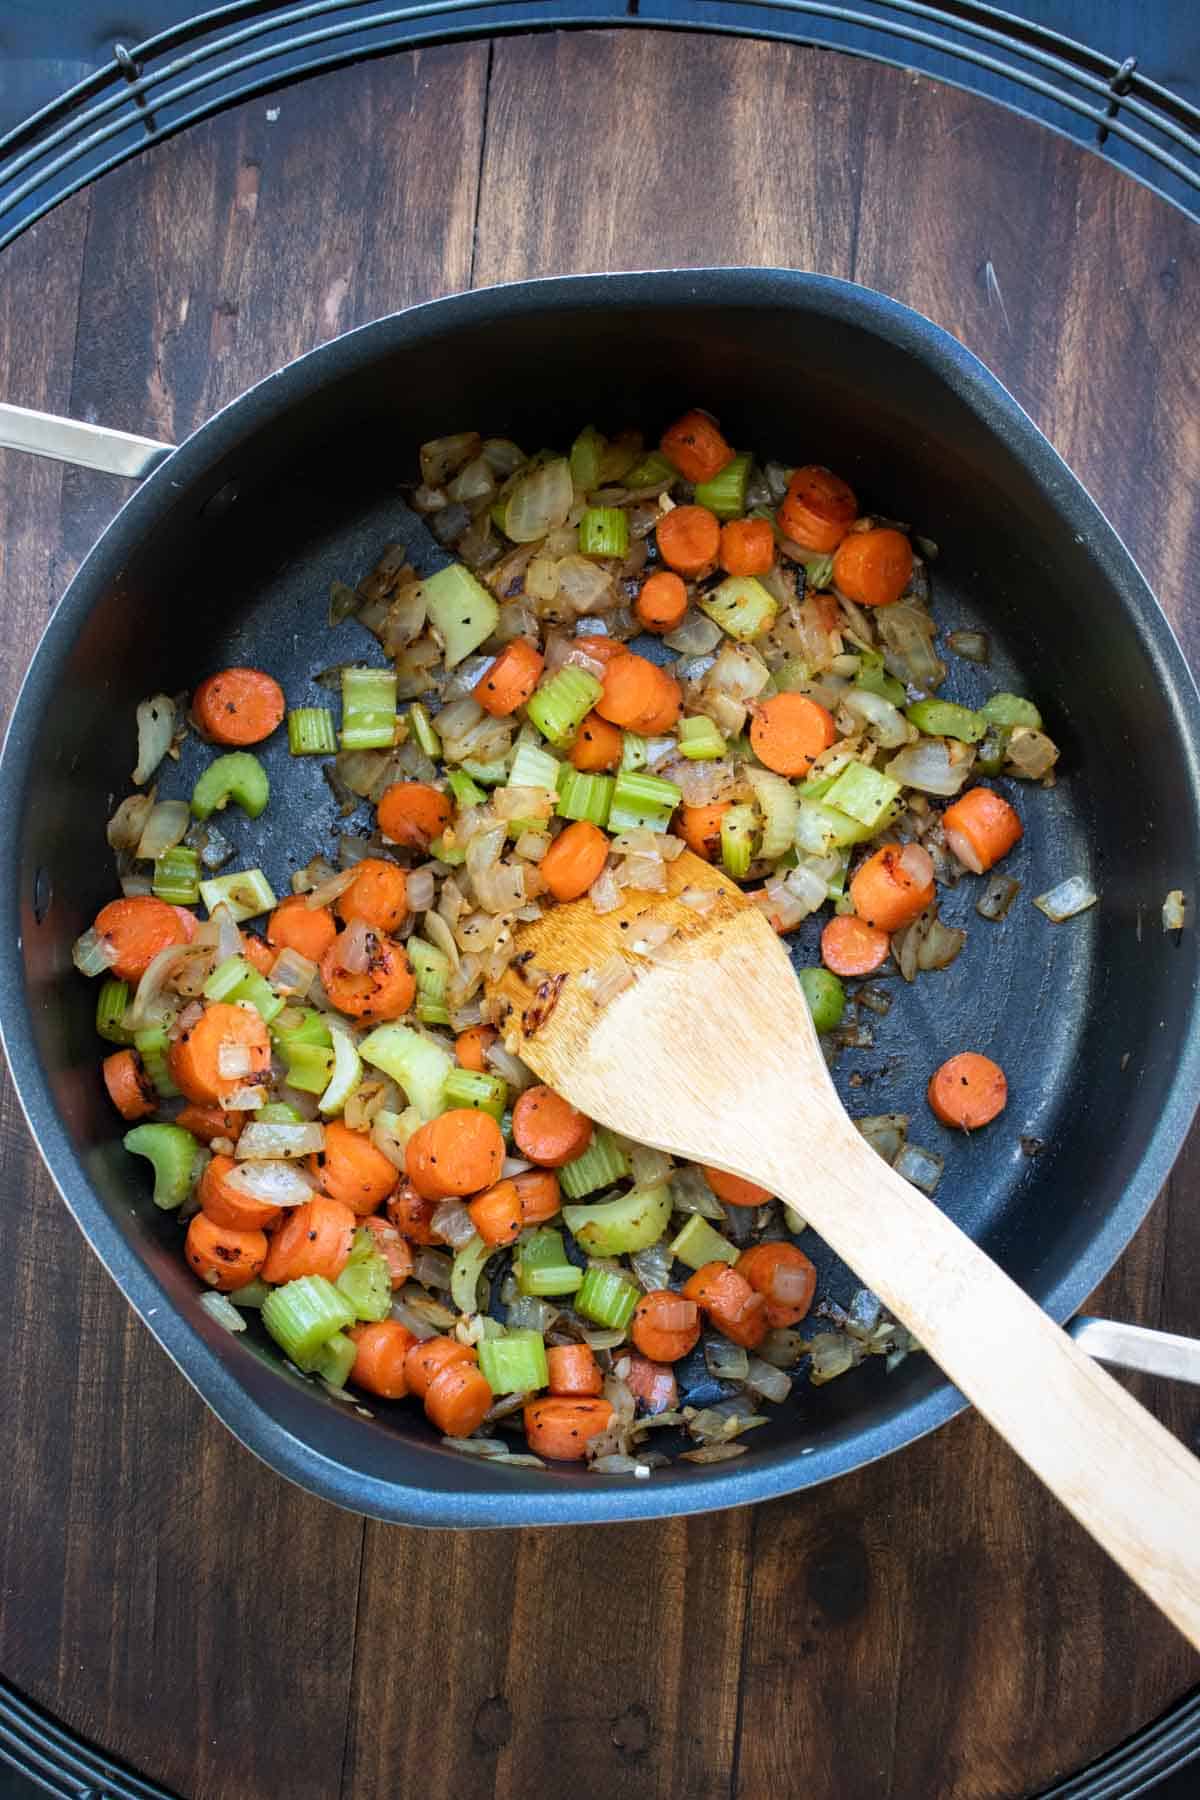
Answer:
[777, 466, 857, 553]
[405, 1335, 476, 1400]
[849, 843, 935, 933]
[334, 858, 408, 934]
[199, 1154, 282, 1232]
[93, 896, 187, 983]
[513, 1168, 561, 1226]
[820, 913, 891, 978]
[267, 894, 339, 961]
[319, 929, 415, 1021]
[736, 1243, 816, 1328]
[540, 820, 609, 902]
[313, 1119, 398, 1216]
[387, 1179, 443, 1245]
[362, 1216, 415, 1287]
[630, 1290, 701, 1363]
[512, 1086, 593, 1168]
[240, 935, 276, 976]
[192, 667, 285, 746]
[376, 782, 452, 849]
[941, 787, 1022, 875]
[467, 1178, 525, 1246]
[678, 801, 730, 862]
[660, 410, 734, 485]
[474, 639, 545, 717]
[832, 528, 914, 609]
[625, 1354, 678, 1415]
[681, 1260, 768, 1349]
[102, 1048, 156, 1121]
[185, 1212, 268, 1292]
[523, 1396, 614, 1460]
[594, 652, 681, 733]
[175, 1103, 244, 1144]
[167, 1000, 271, 1105]
[749, 693, 836, 777]
[405, 1109, 506, 1200]
[261, 1196, 356, 1284]
[928, 1052, 1008, 1130]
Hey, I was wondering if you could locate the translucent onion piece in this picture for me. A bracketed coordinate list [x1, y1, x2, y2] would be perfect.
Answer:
[431, 1199, 476, 1250]
[947, 629, 989, 664]
[758, 1328, 805, 1368]
[664, 609, 723, 656]
[557, 555, 614, 615]
[127, 943, 194, 1027]
[213, 902, 243, 965]
[503, 457, 574, 543]
[630, 1242, 673, 1292]
[841, 686, 912, 749]
[1006, 726, 1060, 780]
[389, 1296, 439, 1340]
[221, 1085, 270, 1111]
[405, 868, 437, 912]
[745, 1355, 793, 1403]
[886, 739, 973, 797]
[704, 1337, 749, 1381]
[419, 432, 481, 488]
[1163, 889, 1187, 932]
[630, 1143, 672, 1186]
[269, 946, 317, 998]
[413, 1248, 454, 1291]
[854, 1113, 909, 1164]
[133, 693, 176, 785]
[234, 1122, 326, 1160]
[135, 799, 191, 862]
[306, 866, 359, 910]
[876, 604, 945, 690]
[199, 1291, 247, 1333]
[916, 910, 966, 971]
[217, 1042, 253, 1080]
[338, 917, 376, 974]
[72, 927, 120, 978]
[679, 886, 717, 913]
[893, 1142, 945, 1196]
[976, 871, 1020, 921]
[120, 873, 154, 898]
[808, 1332, 857, 1385]
[1034, 876, 1098, 922]
[223, 1158, 318, 1205]
[771, 1267, 812, 1306]
[107, 791, 155, 852]
[580, 954, 634, 1007]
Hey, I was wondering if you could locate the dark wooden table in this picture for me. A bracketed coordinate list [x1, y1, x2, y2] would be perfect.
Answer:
[2, 29, 1199, 1800]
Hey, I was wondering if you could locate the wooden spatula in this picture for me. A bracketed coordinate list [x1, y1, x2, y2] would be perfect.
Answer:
[489, 845, 1200, 1648]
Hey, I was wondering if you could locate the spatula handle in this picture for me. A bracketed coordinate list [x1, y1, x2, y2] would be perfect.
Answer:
[756, 1127, 1200, 1651]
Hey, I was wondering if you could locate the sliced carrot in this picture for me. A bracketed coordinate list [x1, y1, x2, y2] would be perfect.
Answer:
[630, 1289, 701, 1363]
[832, 527, 914, 609]
[199, 1153, 282, 1232]
[514, 1168, 561, 1226]
[334, 858, 408, 934]
[736, 1242, 817, 1328]
[192, 667, 285, 746]
[474, 639, 545, 717]
[546, 1343, 604, 1397]
[660, 410, 734, 485]
[261, 1195, 355, 1284]
[175, 1103, 244, 1144]
[820, 913, 891, 978]
[94, 895, 187, 982]
[405, 1108, 506, 1200]
[405, 1335, 476, 1400]
[594, 651, 681, 733]
[941, 787, 1023, 875]
[571, 635, 627, 665]
[569, 711, 623, 773]
[629, 685, 683, 736]
[467, 1178, 525, 1246]
[455, 1024, 498, 1072]
[387, 1178, 443, 1245]
[348, 1320, 416, 1398]
[240, 934, 276, 976]
[267, 894, 339, 962]
[703, 1166, 773, 1208]
[540, 819, 610, 902]
[849, 843, 935, 933]
[656, 504, 721, 579]
[185, 1212, 268, 1292]
[777, 466, 857, 553]
[681, 1260, 768, 1349]
[312, 1119, 398, 1216]
[512, 1085, 593, 1168]
[635, 570, 688, 634]
[749, 692, 836, 777]
[523, 1396, 614, 1461]
[625, 1354, 677, 1415]
[102, 1048, 156, 1121]
[426, 1361, 493, 1437]
[319, 928, 415, 1022]
[167, 1000, 271, 1105]
[719, 517, 775, 577]
[677, 801, 730, 862]
[376, 781, 452, 849]
[362, 1215, 415, 1287]
[928, 1052, 1008, 1130]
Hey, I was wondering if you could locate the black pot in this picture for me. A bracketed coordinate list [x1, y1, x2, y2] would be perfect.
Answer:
[3, 269, 1198, 1525]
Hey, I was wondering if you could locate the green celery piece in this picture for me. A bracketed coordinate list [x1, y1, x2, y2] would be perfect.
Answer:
[199, 868, 276, 922]
[905, 699, 987, 743]
[798, 551, 835, 590]
[406, 702, 442, 760]
[745, 768, 798, 860]
[287, 707, 338, 755]
[230, 1278, 270, 1310]
[822, 762, 903, 831]
[799, 967, 846, 1033]
[795, 798, 872, 856]
[556, 767, 614, 828]
[700, 575, 778, 642]
[272, 1006, 333, 1050]
[429, 836, 466, 866]
[509, 739, 562, 791]
[132, 1025, 180, 1097]
[855, 652, 907, 708]
[562, 1180, 673, 1256]
[975, 723, 1010, 777]
[677, 715, 726, 760]
[281, 1042, 336, 1095]
[981, 691, 1043, 730]
[423, 563, 500, 669]
[619, 731, 649, 774]
[319, 1026, 362, 1117]
[451, 1233, 493, 1314]
[191, 752, 270, 822]
[609, 769, 682, 834]
[570, 425, 606, 493]
[461, 757, 510, 786]
[623, 449, 675, 489]
[516, 1229, 581, 1297]
[123, 1123, 200, 1211]
[526, 666, 603, 747]
[203, 954, 286, 1025]
[314, 1331, 358, 1388]
[261, 1275, 355, 1371]
[559, 1127, 631, 1200]
[255, 1101, 304, 1124]
[95, 977, 132, 1044]
[478, 1329, 550, 1395]
[359, 1023, 454, 1120]
[694, 450, 752, 519]
[578, 507, 629, 558]
[720, 803, 758, 879]
[152, 845, 201, 904]
[669, 1212, 738, 1269]
[575, 1266, 639, 1330]
[340, 666, 397, 750]
[446, 768, 487, 809]
[336, 1229, 392, 1322]
[442, 1067, 507, 1121]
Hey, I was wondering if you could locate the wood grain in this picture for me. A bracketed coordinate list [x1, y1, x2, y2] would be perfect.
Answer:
[0, 27, 1198, 1800]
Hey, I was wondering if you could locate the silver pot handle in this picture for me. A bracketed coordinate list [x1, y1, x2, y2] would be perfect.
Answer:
[1069, 1316, 1200, 1386]
[0, 402, 172, 480]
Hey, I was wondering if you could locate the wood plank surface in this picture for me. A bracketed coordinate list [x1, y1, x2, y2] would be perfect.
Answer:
[0, 29, 1198, 1800]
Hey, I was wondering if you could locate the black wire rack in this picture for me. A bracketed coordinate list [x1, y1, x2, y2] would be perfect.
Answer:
[1, 0, 1199, 254]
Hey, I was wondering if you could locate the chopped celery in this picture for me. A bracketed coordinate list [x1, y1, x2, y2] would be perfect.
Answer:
[261, 1275, 355, 1371]
[700, 575, 778, 642]
[609, 768, 682, 834]
[461, 757, 510, 786]
[669, 1213, 738, 1270]
[198, 1291, 246, 1333]
[451, 1232, 492, 1314]
[773, 656, 812, 692]
[133, 1025, 180, 1097]
[341, 666, 398, 750]
[123, 1122, 200, 1210]
[314, 1331, 358, 1389]
[905, 699, 986, 743]
[199, 868, 276, 922]
[826, 848, 851, 901]
[575, 1266, 639, 1330]
[981, 691, 1043, 730]
[720, 803, 758, 879]
[623, 449, 676, 488]
[694, 450, 752, 519]
[478, 1329, 550, 1395]
[280, 1041, 335, 1095]
[230, 1278, 270, 1310]
[406, 701, 442, 760]
[570, 424, 606, 492]
[191, 752, 270, 822]
[153, 845, 201, 904]
[798, 550, 835, 590]
[677, 715, 726, 760]
[855, 651, 907, 708]
[799, 967, 846, 1033]
[975, 723, 1010, 776]
[556, 766, 614, 827]
[801, 772, 838, 800]
[559, 1127, 631, 1200]
[428, 836, 465, 865]
[442, 1066, 507, 1120]
[319, 1026, 362, 1117]
[446, 768, 487, 809]
[423, 562, 500, 669]
[336, 1228, 392, 1322]
[203, 954, 286, 1025]
[745, 769, 798, 859]
[255, 1100, 304, 1124]
[823, 762, 903, 831]
[287, 707, 338, 755]
[579, 507, 629, 558]
[95, 977, 132, 1044]
[526, 666, 603, 747]
[515, 1228, 582, 1297]
[563, 1180, 673, 1256]
[509, 739, 562, 791]
[272, 1006, 333, 1050]
[408, 937, 451, 1027]
[795, 798, 872, 856]
[619, 731, 649, 774]
[359, 1023, 454, 1120]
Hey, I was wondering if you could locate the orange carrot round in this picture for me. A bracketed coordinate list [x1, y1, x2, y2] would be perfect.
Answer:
[387, 1178, 443, 1245]
[540, 820, 610, 902]
[405, 1109, 506, 1200]
[849, 843, 935, 933]
[546, 1343, 604, 1397]
[313, 1118, 399, 1216]
[426, 1360, 493, 1437]
[630, 685, 683, 736]
[625, 1354, 678, 1415]
[168, 1000, 271, 1105]
[102, 1048, 156, 1121]
[467, 1178, 525, 1246]
[941, 787, 1023, 875]
[719, 517, 775, 577]
[319, 929, 415, 1021]
[512, 1085, 593, 1168]
[334, 857, 409, 934]
[261, 1195, 355, 1284]
[240, 934, 276, 977]
[405, 1335, 476, 1400]
[569, 712, 622, 772]
[185, 1212, 268, 1292]
[928, 1052, 1008, 1130]
[267, 894, 339, 962]
[635, 570, 688, 634]
[749, 692, 836, 777]
[362, 1215, 415, 1287]
[571, 635, 627, 665]
[736, 1242, 817, 1328]
[94, 895, 187, 982]
[660, 410, 734, 485]
[681, 1260, 768, 1349]
[703, 1166, 773, 1208]
[474, 639, 545, 717]
[523, 1395, 614, 1460]
[630, 1289, 701, 1363]
[594, 652, 681, 733]
[348, 1320, 416, 1398]
[200, 1154, 282, 1232]
[832, 527, 914, 609]
[376, 781, 452, 849]
[192, 667, 285, 746]
[655, 504, 721, 578]
[513, 1168, 562, 1225]
[677, 801, 729, 862]
[820, 913, 891, 978]
[455, 1024, 498, 1072]
[777, 466, 857, 553]
[175, 1103, 244, 1144]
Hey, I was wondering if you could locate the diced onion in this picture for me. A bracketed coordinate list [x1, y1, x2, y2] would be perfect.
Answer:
[947, 629, 990, 664]
[431, 1199, 476, 1250]
[107, 791, 155, 852]
[133, 693, 177, 785]
[135, 799, 190, 862]
[1033, 875, 1098, 922]
[886, 739, 973, 797]
[854, 1113, 909, 1163]
[841, 686, 912, 749]
[221, 1084, 270, 1111]
[745, 1355, 793, 1403]
[664, 610, 723, 656]
[503, 458, 574, 543]
[306, 867, 358, 909]
[269, 946, 317, 998]
[893, 1142, 944, 1196]
[771, 1267, 812, 1306]
[406, 867, 437, 911]
[338, 917, 376, 974]
[679, 887, 717, 913]
[580, 954, 635, 1007]
[808, 1333, 856, 1385]
[127, 943, 195, 1027]
[234, 1122, 325, 1160]
[1006, 727, 1059, 780]
[223, 1159, 318, 1204]
[72, 927, 119, 978]
[217, 1042, 254, 1079]
[705, 1338, 750, 1381]
[389, 1297, 439, 1340]
[976, 871, 1020, 921]
[1163, 889, 1187, 932]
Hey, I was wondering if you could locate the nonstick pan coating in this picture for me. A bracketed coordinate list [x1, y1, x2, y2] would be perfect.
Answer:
[3, 270, 1199, 1526]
